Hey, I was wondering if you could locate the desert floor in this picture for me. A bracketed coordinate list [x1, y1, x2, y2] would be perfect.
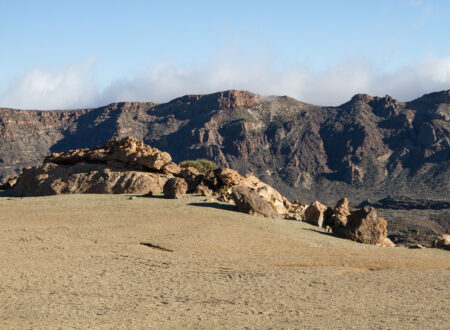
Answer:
[0, 194, 449, 329]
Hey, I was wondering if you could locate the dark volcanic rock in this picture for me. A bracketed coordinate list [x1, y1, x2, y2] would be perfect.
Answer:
[360, 195, 450, 210]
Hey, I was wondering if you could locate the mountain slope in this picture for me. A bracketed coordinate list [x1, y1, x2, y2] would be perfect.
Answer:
[0, 90, 449, 203]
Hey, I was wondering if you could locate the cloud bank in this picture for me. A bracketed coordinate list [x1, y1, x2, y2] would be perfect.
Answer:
[1, 55, 449, 110]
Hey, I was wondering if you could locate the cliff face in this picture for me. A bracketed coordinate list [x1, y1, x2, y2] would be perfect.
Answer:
[1, 89, 449, 202]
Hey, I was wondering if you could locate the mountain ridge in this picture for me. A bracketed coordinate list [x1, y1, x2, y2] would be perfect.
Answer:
[0, 89, 449, 204]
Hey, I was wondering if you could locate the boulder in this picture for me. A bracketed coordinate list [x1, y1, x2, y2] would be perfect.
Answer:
[163, 178, 188, 199]
[207, 168, 287, 216]
[12, 162, 169, 197]
[432, 234, 450, 250]
[231, 186, 281, 219]
[334, 206, 388, 245]
[305, 201, 328, 227]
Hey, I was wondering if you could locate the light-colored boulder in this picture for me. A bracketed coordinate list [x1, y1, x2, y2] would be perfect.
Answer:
[305, 201, 328, 227]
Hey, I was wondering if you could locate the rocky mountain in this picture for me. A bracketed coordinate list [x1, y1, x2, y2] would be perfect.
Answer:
[1, 89, 449, 204]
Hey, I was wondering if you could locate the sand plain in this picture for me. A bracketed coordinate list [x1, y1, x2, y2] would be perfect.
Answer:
[0, 194, 449, 329]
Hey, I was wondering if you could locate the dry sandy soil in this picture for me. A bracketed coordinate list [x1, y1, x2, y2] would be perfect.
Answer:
[0, 194, 449, 329]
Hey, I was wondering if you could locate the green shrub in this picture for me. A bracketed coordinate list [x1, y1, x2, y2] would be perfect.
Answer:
[179, 158, 218, 173]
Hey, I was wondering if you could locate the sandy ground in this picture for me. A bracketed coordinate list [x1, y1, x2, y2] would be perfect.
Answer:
[0, 194, 449, 329]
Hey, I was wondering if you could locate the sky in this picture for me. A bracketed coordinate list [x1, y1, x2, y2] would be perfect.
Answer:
[0, 0, 449, 109]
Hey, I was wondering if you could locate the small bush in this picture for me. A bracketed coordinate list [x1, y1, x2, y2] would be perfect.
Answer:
[179, 158, 218, 173]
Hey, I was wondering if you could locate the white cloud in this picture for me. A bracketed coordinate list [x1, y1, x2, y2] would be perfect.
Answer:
[0, 58, 99, 110]
[1, 55, 449, 109]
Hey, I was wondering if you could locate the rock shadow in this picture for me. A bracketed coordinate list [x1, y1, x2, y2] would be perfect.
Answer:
[301, 227, 338, 238]
[188, 202, 237, 212]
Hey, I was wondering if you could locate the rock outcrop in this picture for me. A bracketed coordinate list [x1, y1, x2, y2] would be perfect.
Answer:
[44, 136, 180, 174]
[12, 137, 176, 197]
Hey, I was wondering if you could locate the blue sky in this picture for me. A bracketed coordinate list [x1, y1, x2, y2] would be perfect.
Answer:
[0, 0, 449, 109]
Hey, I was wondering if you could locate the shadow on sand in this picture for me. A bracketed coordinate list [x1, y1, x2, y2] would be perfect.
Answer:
[188, 202, 237, 212]
[301, 227, 337, 238]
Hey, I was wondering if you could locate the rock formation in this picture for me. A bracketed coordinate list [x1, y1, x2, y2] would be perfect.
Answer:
[12, 137, 176, 197]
